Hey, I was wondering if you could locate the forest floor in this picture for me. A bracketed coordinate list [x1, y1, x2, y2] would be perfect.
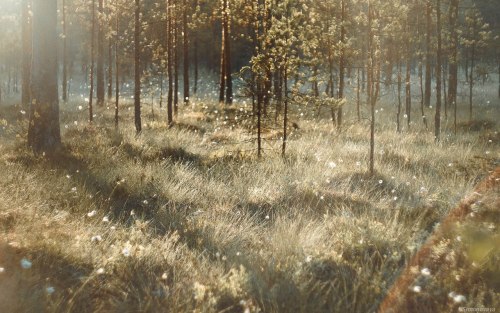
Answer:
[0, 88, 499, 312]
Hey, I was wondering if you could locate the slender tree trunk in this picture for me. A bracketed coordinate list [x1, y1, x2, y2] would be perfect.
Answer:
[435, 0, 442, 142]
[97, 0, 105, 106]
[174, 9, 179, 116]
[114, 7, 119, 128]
[443, 61, 447, 118]
[89, 0, 95, 123]
[419, 60, 428, 129]
[159, 73, 163, 108]
[21, 0, 32, 108]
[469, 42, 475, 122]
[194, 35, 198, 95]
[357, 67, 361, 122]
[219, 26, 226, 103]
[134, 0, 142, 133]
[183, 0, 189, 105]
[448, 0, 459, 134]
[223, 0, 233, 104]
[62, 0, 68, 102]
[424, 1, 432, 107]
[257, 81, 262, 158]
[368, 3, 376, 175]
[282, 66, 288, 157]
[405, 49, 411, 129]
[397, 62, 402, 133]
[337, 0, 346, 130]
[108, 9, 113, 102]
[28, 0, 61, 153]
[167, 1, 173, 126]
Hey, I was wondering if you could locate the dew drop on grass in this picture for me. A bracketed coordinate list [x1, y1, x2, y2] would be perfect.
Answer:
[412, 286, 421, 293]
[20, 258, 32, 269]
[0, 267, 5, 273]
[96, 268, 105, 275]
[46, 286, 55, 295]
[122, 247, 130, 257]
[87, 210, 97, 217]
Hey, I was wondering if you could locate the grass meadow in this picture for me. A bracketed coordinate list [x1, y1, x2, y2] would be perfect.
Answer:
[0, 85, 498, 312]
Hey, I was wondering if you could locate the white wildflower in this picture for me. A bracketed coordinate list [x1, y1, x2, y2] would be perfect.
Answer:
[453, 294, 466, 303]
[421, 268, 431, 276]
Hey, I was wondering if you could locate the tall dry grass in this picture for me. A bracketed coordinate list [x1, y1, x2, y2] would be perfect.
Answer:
[0, 91, 498, 312]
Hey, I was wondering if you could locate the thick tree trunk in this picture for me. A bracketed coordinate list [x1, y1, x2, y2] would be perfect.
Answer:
[134, 0, 142, 133]
[28, 0, 61, 153]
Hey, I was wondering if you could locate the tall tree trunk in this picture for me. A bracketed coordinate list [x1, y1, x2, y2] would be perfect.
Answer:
[419, 59, 428, 129]
[194, 35, 198, 95]
[192, 0, 198, 95]
[257, 80, 262, 158]
[134, 0, 142, 133]
[167, 1, 174, 126]
[89, 0, 95, 123]
[223, 0, 233, 104]
[114, 6, 119, 128]
[397, 62, 402, 133]
[469, 42, 475, 122]
[448, 0, 459, 134]
[337, 0, 346, 130]
[443, 60, 447, 118]
[97, 0, 105, 105]
[183, 0, 189, 105]
[21, 0, 32, 108]
[424, 1, 432, 107]
[357, 67, 361, 122]
[219, 25, 226, 103]
[174, 8, 179, 116]
[282, 66, 288, 157]
[62, 0, 68, 102]
[405, 47, 411, 129]
[435, 0, 442, 142]
[28, 0, 61, 153]
[108, 7, 113, 102]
